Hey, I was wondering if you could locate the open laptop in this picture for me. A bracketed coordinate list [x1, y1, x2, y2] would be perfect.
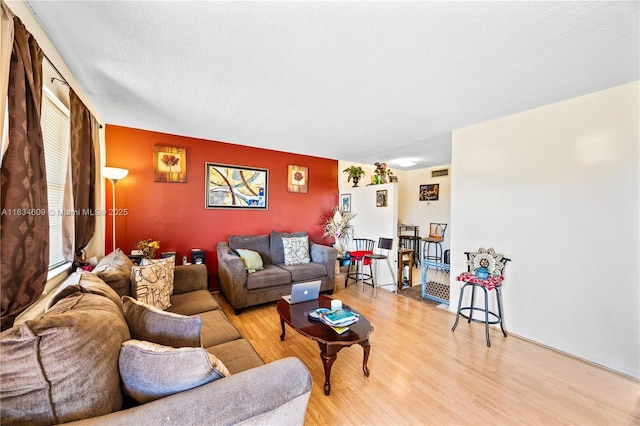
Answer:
[282, 281, 321, 304]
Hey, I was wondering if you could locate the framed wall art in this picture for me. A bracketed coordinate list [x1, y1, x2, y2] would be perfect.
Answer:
[419, 184, 439, 201]
[205, 163, 268, 209]
[154, 145, 187, 183]
[340, 193, 352, 212]
[376, 189, 388, 207]
[287, 165, 308, 193]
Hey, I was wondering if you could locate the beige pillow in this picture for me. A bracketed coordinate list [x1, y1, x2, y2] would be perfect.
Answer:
[131, 256, 175, 310]
[0, 291, 130, 425]
[119, 339, 230, 403]
[236, 248, 264, 272]
[122, 296, 201, 347]
[93, 248, 134, 297]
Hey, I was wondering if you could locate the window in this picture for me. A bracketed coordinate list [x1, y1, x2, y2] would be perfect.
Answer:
[41, 87, 70, 269]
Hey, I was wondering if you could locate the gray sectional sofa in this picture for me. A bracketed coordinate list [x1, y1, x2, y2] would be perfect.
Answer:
[0, 255, 312, 425]
[217, 231, 338, 314]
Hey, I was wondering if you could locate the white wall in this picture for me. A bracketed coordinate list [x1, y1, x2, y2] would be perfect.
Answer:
[400, 166, 452, 255]
[339, 161, 398, 287]
[450, 81, 639, 378]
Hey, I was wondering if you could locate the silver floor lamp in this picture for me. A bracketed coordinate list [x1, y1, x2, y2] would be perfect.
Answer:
[102, 167, 129, 252]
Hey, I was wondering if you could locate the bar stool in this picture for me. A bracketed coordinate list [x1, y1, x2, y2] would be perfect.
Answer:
[364, 238, 396, 297]
[345, 238, 374, 288]
[451, 248, 511, 347]
[422, 223, 447, 263]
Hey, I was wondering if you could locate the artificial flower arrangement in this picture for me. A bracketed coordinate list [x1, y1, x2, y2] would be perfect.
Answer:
[135, 239, 160, 259]
[374, 162, 393, 183]
[322, 206, 357, 255]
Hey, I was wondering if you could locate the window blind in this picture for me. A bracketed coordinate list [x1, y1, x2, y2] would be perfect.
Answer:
[41, 87, 70, 269]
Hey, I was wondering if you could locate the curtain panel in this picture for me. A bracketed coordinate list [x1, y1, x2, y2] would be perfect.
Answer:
[1, 2, 14, 160]
[68, 89, 96, 266]
[0, 17, 48, 330]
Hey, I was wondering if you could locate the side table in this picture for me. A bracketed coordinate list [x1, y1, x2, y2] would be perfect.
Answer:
[397, 249, 413, 291]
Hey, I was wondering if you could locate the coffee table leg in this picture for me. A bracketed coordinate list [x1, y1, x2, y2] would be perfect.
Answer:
[279, 318, 286, 341]
[361, 340, 371, 377]
[318, 343, 341, 396]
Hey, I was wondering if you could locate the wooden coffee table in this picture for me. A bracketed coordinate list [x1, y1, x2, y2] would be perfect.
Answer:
[277, 295, 374, 395]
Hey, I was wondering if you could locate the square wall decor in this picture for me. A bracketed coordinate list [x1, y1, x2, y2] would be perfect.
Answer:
[287, 165, 308, 193]
[154, 145, 187, 183]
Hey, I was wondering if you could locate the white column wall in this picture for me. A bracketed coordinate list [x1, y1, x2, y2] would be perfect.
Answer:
[450, 81, 639, 379]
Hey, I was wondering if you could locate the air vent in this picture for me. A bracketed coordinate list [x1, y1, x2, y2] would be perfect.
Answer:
[431, 169, 449, 178]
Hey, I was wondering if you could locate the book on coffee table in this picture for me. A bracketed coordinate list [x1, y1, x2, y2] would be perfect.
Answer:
[319, 309, 359, 327]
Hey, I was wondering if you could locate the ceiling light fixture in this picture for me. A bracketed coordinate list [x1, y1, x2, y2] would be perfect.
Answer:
[390, 158, 418, 168]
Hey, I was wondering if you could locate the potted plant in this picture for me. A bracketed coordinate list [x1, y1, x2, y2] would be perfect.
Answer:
[322, 206, 357, 255]
[343, 165, 365, 187]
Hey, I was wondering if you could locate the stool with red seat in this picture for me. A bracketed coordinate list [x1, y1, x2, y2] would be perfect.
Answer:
[451, 248, 511, 347]
[344, 238, 375, 288]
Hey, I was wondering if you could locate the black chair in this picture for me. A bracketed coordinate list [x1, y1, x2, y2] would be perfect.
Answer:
[345, 238, 375, 288]
[364, 238, 396, 297]
[422, 223, 447, 263]
[451, 248, 511, 347]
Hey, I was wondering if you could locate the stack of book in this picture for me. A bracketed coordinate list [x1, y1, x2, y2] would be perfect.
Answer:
[319, 309, 359, 334]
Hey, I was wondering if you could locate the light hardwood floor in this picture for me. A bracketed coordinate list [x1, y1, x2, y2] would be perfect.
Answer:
[215, 270, 639, 425]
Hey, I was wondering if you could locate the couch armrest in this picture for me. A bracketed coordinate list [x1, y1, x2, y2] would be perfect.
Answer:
[216, 242, 248, 309]
[68, 358, 312, 426]
[310, 242, 338, 281]
[173, 264, 208, 294]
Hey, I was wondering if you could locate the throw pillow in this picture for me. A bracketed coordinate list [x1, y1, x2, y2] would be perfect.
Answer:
[131, 256, 175, 310]
[93, 248, 134, 297]
[228, 234, 272, 264]
[122, 296, 202, 347]
[270, 230, 307, 265]
[0, 291, 130, 425]
[235, 248, 264, 272]
[119, 339, 230, 403]
[282, 236, 311, 266]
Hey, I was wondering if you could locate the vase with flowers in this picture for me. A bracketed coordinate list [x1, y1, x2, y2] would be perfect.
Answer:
[322, 206, 356, 255]
[374, 162, 393, 184]
[135, 239, 160, 259]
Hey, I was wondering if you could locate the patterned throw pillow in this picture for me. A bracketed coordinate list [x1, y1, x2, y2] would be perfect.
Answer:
[130, 256, 175, 310]
[282, 236, 311, 266]
[235, 248, 264, 272]
[119, 340, 230, 403]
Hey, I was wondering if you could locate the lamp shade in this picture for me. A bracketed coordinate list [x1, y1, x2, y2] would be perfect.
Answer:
[102, 167, 129, 181]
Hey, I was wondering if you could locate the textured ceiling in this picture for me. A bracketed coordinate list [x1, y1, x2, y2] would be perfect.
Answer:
[24, 1, 639, 170]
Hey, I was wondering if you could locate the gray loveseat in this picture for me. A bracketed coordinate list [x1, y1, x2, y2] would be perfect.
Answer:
[1, 257, 312, 425]
[217, 231, 338, 314]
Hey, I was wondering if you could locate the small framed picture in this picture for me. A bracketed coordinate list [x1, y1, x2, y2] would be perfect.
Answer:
[154, 145, 187, 183]
[287, 165, 308, 193]
[376, 189, 388, 207]
[419, 184, 439, 201]
[340, 193, 352, 212]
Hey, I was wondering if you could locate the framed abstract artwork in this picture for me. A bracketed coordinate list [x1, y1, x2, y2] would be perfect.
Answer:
[154, 145, 187, 183]
[419, 184, 439, 201]
[205, 163, 268, 209]
[287, 165, 308, 193]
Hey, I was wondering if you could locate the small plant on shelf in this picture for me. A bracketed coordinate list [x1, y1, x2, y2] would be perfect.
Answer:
[374, 162, 393, 184]
[342, 165, 365, 187]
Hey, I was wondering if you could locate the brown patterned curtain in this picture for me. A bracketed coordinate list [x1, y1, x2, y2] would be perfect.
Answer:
[0, 17, 47, 330]
[69, 89, 96, 266]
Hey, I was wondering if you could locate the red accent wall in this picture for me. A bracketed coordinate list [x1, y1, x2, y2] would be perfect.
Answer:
[105, 125, 338, 291]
